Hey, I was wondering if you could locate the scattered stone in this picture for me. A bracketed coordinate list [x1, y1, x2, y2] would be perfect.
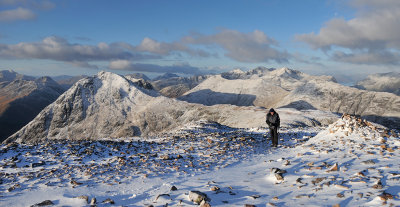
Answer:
[283, 160, 291, 166]
[271, 168, 286, 181]
[275, 173, 284, 181]
[332, 204, 340, 207]
[30, 200, 54, 207]
[102, 198, 115, 204]
[267, 202, 277, 206]
[273, 196, 279, 201]
[90, 197, 96, 205]
[75, 195, 89, 203]
[296, 178, 303, 184]
[357, 193, 363, 198]
[200, 200, 211, 207]
[248, 195, 260, 199]
[362, 160, 376, 165]
[210, 186, 220, 191]
[372, 179, 383, 189]
[156, 194, 170, 201]
[70, 180, 83, 186]
[327, 163, 338, 172]
[378, 192, 393, 201]
[244, 205, 256, 207]
[7, 184, 21, 192]
[295, 194, 312, 199]
[160, 155, 171, 160]
[337, 193, 345, 198]
[335, 184, 349, 190]
[311, 177, 326, 185]
[31, 161, 46, 168]
[170, 186, 178, 191]
[189, 191, 209, 204]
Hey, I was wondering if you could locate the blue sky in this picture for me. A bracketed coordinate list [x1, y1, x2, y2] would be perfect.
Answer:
[1, 0, 399, 83]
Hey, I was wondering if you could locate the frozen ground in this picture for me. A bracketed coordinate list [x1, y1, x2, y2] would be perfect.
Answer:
[1, 117, 399, 207]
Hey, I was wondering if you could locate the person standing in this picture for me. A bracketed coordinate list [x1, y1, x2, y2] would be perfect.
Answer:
[266, 108, 280, 147]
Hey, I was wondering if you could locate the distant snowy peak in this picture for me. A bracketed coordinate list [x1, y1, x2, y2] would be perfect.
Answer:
[125, 73, 150, 81]
[355, 72, 400, 95]
[0, 70, 34, 82]
[153, 73, 179, 81]
[220, 67, 336, 83]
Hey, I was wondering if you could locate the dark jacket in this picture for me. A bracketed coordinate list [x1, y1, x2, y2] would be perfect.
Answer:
[266, 111, 280, 129]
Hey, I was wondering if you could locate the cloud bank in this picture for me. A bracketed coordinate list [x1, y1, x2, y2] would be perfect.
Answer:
[0, 7, 35, 22]
[0, 0, 54, 22]
[109, 60, 203, 74]
[0, 29, 291, 74]
[183, 29, 290, 63]
[297, 0, 400, 65]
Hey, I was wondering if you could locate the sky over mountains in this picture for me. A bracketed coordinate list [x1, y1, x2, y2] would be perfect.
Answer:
[0, 0, 399, 83]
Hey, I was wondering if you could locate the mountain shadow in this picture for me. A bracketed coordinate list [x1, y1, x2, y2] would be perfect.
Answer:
[0, 91, 59, 142]
[280, 100, 317, 110]
[362, 115, 400, 130]
[179, 89, 256, 106]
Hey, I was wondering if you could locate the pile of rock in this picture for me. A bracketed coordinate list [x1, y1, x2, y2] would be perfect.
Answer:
[328, 113, 381, 136]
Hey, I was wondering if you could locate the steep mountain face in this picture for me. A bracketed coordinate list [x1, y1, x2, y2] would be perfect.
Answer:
[151, 75, 210, 98]
[180, 67, 400, 129]
[0, 75, 65, 142]
[354, 72, 400, 95]
[5, 71, 339, 143]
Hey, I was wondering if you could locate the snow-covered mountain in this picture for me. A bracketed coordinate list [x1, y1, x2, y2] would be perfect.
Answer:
[153, 72, 180, 81]
[180, 67, 400, 129]
[125, 73, 150, 81]
[354, 72, 400, 96]
[5, 71, 339, 143]
[151, 74, 210, 98]
[0, 69, 34, 82]
[0, 74, 65, 142]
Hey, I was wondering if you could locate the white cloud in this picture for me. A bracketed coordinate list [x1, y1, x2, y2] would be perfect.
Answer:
[109, 60, 132, 70]
[297, 0, 400, 65]
[108, 60, 203, 74]
[0, 7, 36, 22]
[183, 29, 290, 63]
[0, 36, 159, 68]
[0, 0, 55, 10]
[136, 37, 211, 57]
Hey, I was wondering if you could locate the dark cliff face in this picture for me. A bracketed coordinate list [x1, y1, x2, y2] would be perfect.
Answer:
[0, 76, 65, 142]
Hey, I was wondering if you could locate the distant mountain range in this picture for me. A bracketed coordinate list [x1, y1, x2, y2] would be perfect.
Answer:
[354, 72, 400, 96]
[5, 71, 339, 143]
[179, 67, 400, 129]
[0, 70, 65, 142]
[2, 68, 400, 143]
